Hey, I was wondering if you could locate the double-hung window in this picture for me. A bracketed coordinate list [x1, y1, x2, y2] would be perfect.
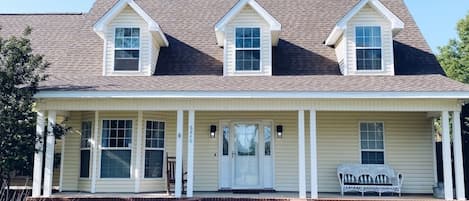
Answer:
[101, 120, 132, 178]
[355, 26, 382, 70]
[144, 120, 165, 178]
[80, 121, 92, 178]
[114, 27, 140, 71]
[235, 27, 261, 71]
[360, 122, 385, 164]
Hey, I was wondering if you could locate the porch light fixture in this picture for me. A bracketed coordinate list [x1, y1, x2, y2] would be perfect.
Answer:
[276, 125, 283, 138]
[210, 125, 217, 138]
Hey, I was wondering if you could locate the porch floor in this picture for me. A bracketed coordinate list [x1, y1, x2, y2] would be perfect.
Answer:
[28, 192, 441, 201]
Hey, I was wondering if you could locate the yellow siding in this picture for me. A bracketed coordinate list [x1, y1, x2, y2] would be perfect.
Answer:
[104, 6, 153, 76]
[346, 4, 394, 75]
[60, 111, 82, 191]
[316, 112, 433, 193]
[225, 5, 272, 76]
[61, 111, 434, 194]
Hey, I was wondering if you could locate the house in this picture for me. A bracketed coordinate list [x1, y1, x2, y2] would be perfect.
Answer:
[1, 0, 469, 200]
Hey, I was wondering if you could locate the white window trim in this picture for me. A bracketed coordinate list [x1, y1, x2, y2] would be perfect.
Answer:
[142, 119, 166, 180]
[354, 25, 384, 72]
[98, 119, 134, 180]
[112, 26, 142, 73]
[79, 121, 93, 179]
[234, 26, 263, 73]
[358, 121, 386, 164]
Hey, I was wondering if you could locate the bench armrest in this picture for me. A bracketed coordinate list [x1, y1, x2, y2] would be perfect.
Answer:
[397, 172, 404, 187]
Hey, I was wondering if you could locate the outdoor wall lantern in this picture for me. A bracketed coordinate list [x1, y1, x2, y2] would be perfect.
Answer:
[210, 125, 217, 138]
[276, 125, 283, 138]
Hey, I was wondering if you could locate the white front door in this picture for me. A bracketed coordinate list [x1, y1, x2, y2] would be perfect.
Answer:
[233, 123, 260, 188]
[218, 120, 274, 190]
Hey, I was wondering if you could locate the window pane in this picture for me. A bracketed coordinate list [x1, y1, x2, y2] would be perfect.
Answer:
[252, 28, 260, 37]
[356, 49, 382, 70]
[131, 28, 140, 37]
[102, 120, 133, 147]
[236, 50, 260, 71]
[81, 122, 92, 148]
[80, 150, 90, 178]
[144, 150, 163, 178]
[101, 150, 131, 178]
[116, 28, 125, 37]
[264, 125, 271, 156]
[361, 151, 384, 164]
[236, 28, 243, 37]
[253, 39, 260, 48]
[145, 121, 165, 148]
[223, 126, 229, 156]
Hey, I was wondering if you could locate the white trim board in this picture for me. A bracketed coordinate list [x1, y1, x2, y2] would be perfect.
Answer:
[35, 90, 469, 99]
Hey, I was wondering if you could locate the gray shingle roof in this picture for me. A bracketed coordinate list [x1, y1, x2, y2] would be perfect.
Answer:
[0, 0, 468, 93]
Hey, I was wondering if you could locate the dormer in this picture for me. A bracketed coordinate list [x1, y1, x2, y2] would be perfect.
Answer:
[215, 0, 281, 76]
[325, 0, 404, 76]
[93, 0, 168, 76]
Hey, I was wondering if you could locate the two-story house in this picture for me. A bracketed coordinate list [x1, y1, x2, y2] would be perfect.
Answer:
[1, 0, 469, 200]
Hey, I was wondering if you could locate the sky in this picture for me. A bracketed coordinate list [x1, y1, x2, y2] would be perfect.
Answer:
[0, 0, 468, 54]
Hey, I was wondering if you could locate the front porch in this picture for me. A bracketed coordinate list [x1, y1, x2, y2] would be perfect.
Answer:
[30, 98, 465, 200]
[29, 192, 440, 201]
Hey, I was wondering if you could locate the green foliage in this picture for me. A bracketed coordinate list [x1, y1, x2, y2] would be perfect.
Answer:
[0, 27, 48, 181]
[437, 12, 469, 83]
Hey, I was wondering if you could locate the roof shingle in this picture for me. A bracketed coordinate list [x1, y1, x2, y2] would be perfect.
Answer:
[0, 0, 465, 93]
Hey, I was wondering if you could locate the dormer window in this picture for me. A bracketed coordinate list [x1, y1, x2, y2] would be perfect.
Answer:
[356, 26, 382, 71]
[325, 0, 404, 76]
[235, 27, 261, 71]
[114, 27, 140, 71]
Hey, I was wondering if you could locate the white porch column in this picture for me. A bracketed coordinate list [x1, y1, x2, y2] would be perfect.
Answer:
[90, 111, 99, 193]
[432, 118, 438, 184]
[187, 110, 195, 197]
[453, 111, 466, 200]
[134, 111, 143, 193]
[298, 110, 306, 198]
[43, 110, 56, 197]
[309, 110, 318, 199]
[175, 110, 184, 198]
[59, 135, 65, 192]
[32, 111, 46, 197]
[442, 111, 454, 200]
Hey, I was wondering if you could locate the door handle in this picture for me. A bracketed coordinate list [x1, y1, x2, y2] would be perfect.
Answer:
[232, 151, 236, 158]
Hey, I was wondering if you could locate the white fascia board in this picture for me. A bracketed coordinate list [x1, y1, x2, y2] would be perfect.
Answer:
[325, 26, 343, 46]
[35, 90, 469, 100]
[214, 0, 281, 46]
[93, 0, 169, 47]
[325, 0, 404, 46]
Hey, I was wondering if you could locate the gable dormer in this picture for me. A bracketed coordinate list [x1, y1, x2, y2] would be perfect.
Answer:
[325, 0, 404, 76]
[93, 0, 168, 76]
[215, 0, 281, 76]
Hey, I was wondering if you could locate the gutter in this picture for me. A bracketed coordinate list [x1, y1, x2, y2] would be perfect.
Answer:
[34, 90, 469, 99]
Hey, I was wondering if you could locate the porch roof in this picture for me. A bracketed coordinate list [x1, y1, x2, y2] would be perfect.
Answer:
[38, 74, 469, 94]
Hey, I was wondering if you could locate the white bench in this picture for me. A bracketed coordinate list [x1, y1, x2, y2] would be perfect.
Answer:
[337, 164, 403, 196]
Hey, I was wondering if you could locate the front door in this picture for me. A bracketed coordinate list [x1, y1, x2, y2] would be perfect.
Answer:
[218, 120, 274, 190]
[233, 123, 260, 188]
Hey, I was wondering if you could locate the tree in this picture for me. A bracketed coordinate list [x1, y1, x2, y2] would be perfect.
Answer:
[0, 27, 48, 186]
[437, 12, 469, 84]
